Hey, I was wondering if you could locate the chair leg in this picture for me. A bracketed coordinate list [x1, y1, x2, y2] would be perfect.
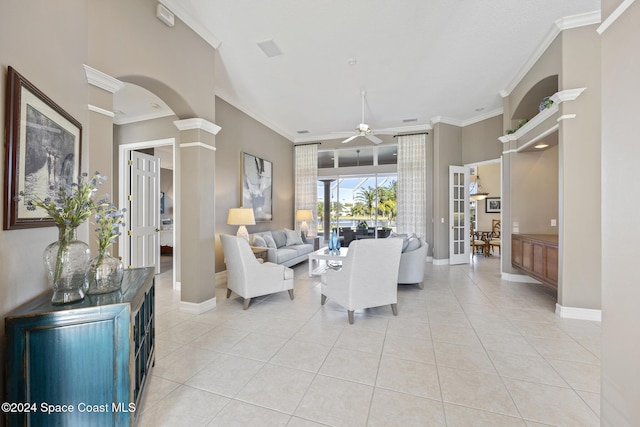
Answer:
[288, 289, 294, 300]
[348, 310, 354, 324]
[391, 303, 398, 316]
[243, 298, 251, 310]
[321, 294, 327, 305]
[226, 288, 232, 299]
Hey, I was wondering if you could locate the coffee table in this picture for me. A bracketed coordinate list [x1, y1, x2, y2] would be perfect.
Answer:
[308, 247, 349, 277]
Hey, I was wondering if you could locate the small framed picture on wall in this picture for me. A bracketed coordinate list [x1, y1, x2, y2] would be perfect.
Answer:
[485, 197, 501, 213]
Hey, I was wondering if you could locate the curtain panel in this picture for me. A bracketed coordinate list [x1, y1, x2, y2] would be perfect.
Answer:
[294, 144, 318, 236]
[397, 134, 426, 238]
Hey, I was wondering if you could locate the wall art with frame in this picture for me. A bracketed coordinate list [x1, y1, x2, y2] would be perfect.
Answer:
[3, 66, 82, 230]
[485, 197, 501, 213]
[241, 152, 272, 222]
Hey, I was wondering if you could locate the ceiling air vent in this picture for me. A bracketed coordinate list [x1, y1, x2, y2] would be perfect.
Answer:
[297, 130, 310, 134]
[402, 117, 418, 123]
[257, 40, 283, 58]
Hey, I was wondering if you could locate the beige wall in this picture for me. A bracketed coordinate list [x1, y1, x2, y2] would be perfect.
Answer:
[0, 0, 89, 399]
[462, 115, 504, 164]
[215, 97, 295, 273]
[558, 24, 601, 310]
[432, 122, 462, 260]
[600, 1, 640, 425]
[511, 146, 559, 234]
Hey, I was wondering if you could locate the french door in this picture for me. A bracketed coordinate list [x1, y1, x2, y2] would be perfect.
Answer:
[449, 166, 470, 264]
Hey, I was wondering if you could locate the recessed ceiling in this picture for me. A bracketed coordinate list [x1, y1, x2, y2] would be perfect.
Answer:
[150, 1, 600, 143]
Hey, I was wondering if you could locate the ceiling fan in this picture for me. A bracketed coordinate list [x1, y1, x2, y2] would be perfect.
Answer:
[338, 90, 395, 144]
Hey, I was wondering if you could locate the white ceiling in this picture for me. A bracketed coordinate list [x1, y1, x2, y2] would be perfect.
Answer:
[119, 1, 601, 143]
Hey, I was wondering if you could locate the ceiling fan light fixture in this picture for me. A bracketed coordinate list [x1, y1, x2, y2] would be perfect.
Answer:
[470, 175, 489, 201]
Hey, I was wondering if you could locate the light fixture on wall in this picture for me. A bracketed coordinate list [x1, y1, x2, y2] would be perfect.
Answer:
[296, 209, 314, 238]
[227, 208, 255, 241]
[470, 175, 489, 201]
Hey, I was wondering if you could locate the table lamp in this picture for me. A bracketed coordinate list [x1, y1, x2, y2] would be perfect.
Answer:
[227, 208, 255, 240]
[296, 209, 314, 238]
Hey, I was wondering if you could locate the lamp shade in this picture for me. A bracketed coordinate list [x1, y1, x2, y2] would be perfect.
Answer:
[295, 209, 313, 221]
[227, 208, 256, 226]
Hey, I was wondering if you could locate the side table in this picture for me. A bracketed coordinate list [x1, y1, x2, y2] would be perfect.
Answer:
[251, 246, 268, 262]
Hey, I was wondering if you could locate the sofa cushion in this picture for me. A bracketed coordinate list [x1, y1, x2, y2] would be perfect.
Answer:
[284, 228, 303, 246]
[276, 248, 298, 264]
[271, 230, 287, 248]
[288, 244, 313, 257]
[252, 235, 267, 247]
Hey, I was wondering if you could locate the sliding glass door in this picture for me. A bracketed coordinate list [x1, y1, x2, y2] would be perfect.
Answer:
[317, 173, 397, 242]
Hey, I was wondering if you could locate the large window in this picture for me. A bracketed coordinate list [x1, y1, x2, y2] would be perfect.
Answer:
[316, 173, 397, 238]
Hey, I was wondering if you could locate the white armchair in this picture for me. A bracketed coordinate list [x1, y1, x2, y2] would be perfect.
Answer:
[221, 234, 294, 309]
[398, 238, 429, 288]
[321, 238, 403, 324]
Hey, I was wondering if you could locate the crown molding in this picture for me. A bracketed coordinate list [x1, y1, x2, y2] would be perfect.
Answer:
[431, 116, 463, 127]
[174, 118, 221, 135]
[597, 0, 635, 34]
[158, 0, 222, 49]
[500, 11, 600, 98]
[83, 65, 124, 93]
[461, 108, 504, 127]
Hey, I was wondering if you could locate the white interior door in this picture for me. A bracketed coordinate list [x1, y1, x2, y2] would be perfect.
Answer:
[127, 151, 160, 273]
[449, 166, 470, 264]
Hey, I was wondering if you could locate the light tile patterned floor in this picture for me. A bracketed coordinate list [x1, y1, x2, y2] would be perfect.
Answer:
[135, 256, 601, 426]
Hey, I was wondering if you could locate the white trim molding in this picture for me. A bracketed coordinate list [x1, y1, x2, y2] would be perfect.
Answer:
[158, 0, 222, 49]
[174, 118, 221, 135]
[461, 108, 504, 127]
[597, 0, 636, 34]
[433, 258, 449, 266]
[557, 114, 577, 122]
[83, 64, 125, 93]
[88, 104, 115, 118]
[180, 297, 217, 314]
[180, 142, 216, 151]
[431, 116, 463, 127]
[556, 303, 602, 321]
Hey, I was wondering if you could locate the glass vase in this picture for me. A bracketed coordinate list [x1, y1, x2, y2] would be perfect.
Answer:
[88, 251, 124, 294]
[43, 225, 90, 304]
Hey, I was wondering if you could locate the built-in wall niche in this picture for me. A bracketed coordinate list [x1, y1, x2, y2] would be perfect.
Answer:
[511, 75, 559, 129]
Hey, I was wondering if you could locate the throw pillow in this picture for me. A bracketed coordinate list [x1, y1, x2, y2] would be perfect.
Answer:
[405, 235, 421, 252]
[252, 235, 267, 248]
[271, 230, 287, 248]
[263, 234, 277, 249]
[284, 228, 303, 246]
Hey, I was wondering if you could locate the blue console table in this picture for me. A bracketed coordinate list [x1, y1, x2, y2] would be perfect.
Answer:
[4, 267, 155, 426]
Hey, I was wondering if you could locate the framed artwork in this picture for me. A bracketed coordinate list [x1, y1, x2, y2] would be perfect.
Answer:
[3, 66, 82, 230]
[485, 197, 501, 213]
[242, 152, 272, 222]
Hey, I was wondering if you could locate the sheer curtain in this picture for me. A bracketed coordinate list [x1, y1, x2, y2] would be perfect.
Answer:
[295, 144, 318, 236]
[396, 134, 426, 238]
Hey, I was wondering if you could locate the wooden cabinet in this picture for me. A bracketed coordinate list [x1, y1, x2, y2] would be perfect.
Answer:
[4, 267, 155, 426]
[511, 234, 558, 288]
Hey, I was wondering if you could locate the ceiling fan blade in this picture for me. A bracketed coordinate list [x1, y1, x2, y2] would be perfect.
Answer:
[342, 135, 359, 144]
[366, 134, 383, 144]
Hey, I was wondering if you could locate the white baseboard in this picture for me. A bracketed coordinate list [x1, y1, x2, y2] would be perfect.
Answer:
[555, 303, 602, 321]
[502, 272, 541, 284]
[426, 256, 434, 263]
[215, 271, 227, 286]
[180, 297, 217, 314]
[433, 258, 450, 266]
